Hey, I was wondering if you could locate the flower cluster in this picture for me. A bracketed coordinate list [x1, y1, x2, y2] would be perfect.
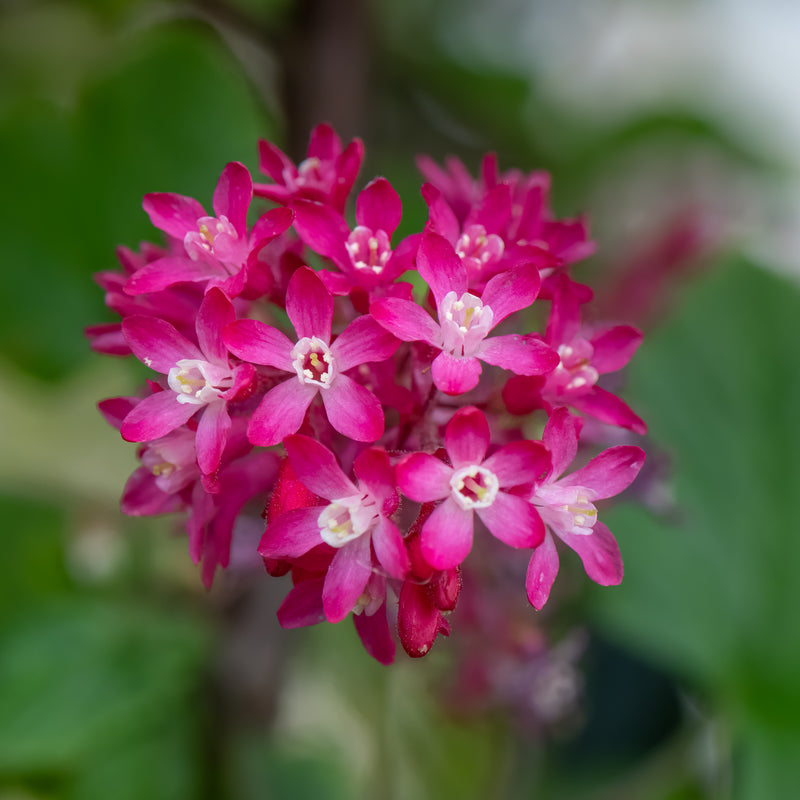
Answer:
[91, 124, 646, 664]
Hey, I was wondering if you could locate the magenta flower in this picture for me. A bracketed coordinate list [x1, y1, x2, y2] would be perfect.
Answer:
[525, 408, 646, 609]
[125, 162, 293, 298]
[223, 267, 398, 445]
[254, 123, 364, 213]
[371, 232, 558, 394]
[119, 288, 254, 482]
[397, 407, 549, 570]
[291, 177, 420, 297]
[259, 435, 409, 623]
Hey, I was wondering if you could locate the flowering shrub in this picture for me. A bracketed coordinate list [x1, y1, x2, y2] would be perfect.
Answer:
[91, 124, 646, 664]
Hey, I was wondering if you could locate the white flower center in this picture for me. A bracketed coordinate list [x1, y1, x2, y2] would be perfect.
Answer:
[533, 485, 598, 535]
[439, 291, 494, 357]
[318, 493, 379, 547]
[551, 339, 598, 395]
[455, 224, 504, 276]
[291, 336, 337, 388]
[346, 226, 391, 274]
[167, 359, 234, 405]
[449, 464, 499, 510]
[184, 215, 237, 261]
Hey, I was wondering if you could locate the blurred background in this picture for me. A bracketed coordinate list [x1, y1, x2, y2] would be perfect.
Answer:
[1, 0, 799, 797]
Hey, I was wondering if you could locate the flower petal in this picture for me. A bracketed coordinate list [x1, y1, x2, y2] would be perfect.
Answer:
[277, 578, 326, 628]
[369, 297, 441, 344]
[212, 161, 252, 235]
[195, 401, 231, 476]
[196, 287, 234, 364]
[223, 319, 294, 371]
[283, 435, 357, 500]
[559, 521, 623, 586]
[420, 497, 474, 570]
[122, 316, 203, 373]
[259, 506, 325, 558]
[482, 440, 550, 488]
[560, 445, 646, 498]
[371, 516, 410, 579]
[396, 453, 452, 502]
[477, 491, 545, 549]
[526, 531, 560, 610]
[322, 374, 384, 442]
[353, 604, 395, 665]
[142, 192, 204, 238]
[353, 447, 398, 513]
[356, 177, 402, 236]
[286, 266, 334, 342]
[570, 386, 647, 435]
[322, 535, 373, 623]
[445, 406, 490, 468]
[416, 232, 467, 306]
[331, 315, 399, 371]
[478, 334, 559, 375]
[248, 379, 318, 446]
[291, 199, 351, 269]
[480, 264, 540, 324]
[120, 390, 198, 442]
[543, 407, 582, 479]
[431, 352, 482, 395]
[125, 255, 227, 295]
[590, 325, 643, 374]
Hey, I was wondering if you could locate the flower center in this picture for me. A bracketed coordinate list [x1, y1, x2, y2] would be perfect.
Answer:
[533, 486, 598, 535]
[167, 359, 235, 405]
[318, 493, 379, 547]
[291, 336, 336, 388]
[346, 226, 391, 274]
[455, 224, 504, 277]
[449, 464, 499, 510]
[550, 339, 599, 395]
[439, 291, 494, 357]
[184, 215, 237, 261]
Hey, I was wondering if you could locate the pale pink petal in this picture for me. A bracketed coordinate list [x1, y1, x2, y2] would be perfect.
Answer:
[369, 297, 441, 345]
[480, 264, 540, 323]
[195, 401, 231, 476]
[322, 535, 373, 623]
[445, 406, 490, 468]
[353, 604, 395, 665]
[420, 497, 474, 570]
[277, 578, 326, 628]
[478, 334, 559, 375]
[283, 435, 358, 500]
[259, 506, 325, 558]
[560, 446, 646, 498]
[142, 192, 204, 238]
[196, 287, 234, 363]
[559, 521, 623, 586]
[330, 315, 399, 371]
[477, 492, 545, 549]
[543, 407, 582, 479]
[396, 453, 452, 502]
[125, 256, 227, 295]
[222, 319, 294, 371]
[286, 266, 334, 342]
[431, 352, 482, 395]
[322, 374, 384, 442]
[120, 391, 198, 442]
[526, 531, 560, 610]
[570, 386, 647, 435]
[122, 316, 203, 372]
[482, 440, 550, 487]
[356, 177, 402, 236]
[248, 379, 318, 446]
[416, 232, 467, 306]
[590, 325, 643, 374]
[371, 516, 409, 579]
[212, 161, 252, 235]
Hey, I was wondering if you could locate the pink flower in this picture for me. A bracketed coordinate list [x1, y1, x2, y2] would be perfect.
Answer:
[119, 288, 254, 484]
[125, 162, 293, 298]
[254, 123, 364, 213]
[525, 408, 646, 609]
[223, 266, 398, 445]
[371, 232, 558, 394]
[397, 406, 549, 570]
[259, 435, 409, 624]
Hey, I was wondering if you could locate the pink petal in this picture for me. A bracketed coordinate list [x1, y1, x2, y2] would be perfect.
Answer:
[469, 183, 511, 234]
[590, 325, 643, 374]
[223, 319, 294, 370]
[420, 497, 474, 570]
[372, 516, 410, 579]
[559, 521, 623, 586]
[369, 297, 441, 345]
[259, 506, 325, 558]
[196, 287, 234, 364]
[356, 178, 402, 236]
[331, 138, 365, 211]
[526, 531, 560, 610]
[321, 374, 384, 442]
[445, 406, 490, 468]
[482, 440, 550, 488]
[322, 535, 373, 623]
[257, 138, 293, 183]
[286, 266, 333, 342]
[431, 352, 482, 395]
[277, 578, 326, 628]
[543, 407, 582, 479]
[477, 491, 545, 549]
[195, 401, 231, 476]
[120, 390, 198, 442]
[142, 192, 204, 238]
[480, 264, 540, 324]
[478, 334, 559, 375]
[330, 315, 399, 371]
[571, 386, 647, 435]
[212, 161, 252, 235]
[283, 435, 358, 500]
[353, 604, 395, 665]
[396, 453, 453, 502]
[421, 183, 460, 243]
[121, 467, 184, 517]
[250, 206, 294, 247]
[248, 378, 318, 446]
[125, 255, 227, 295]
[560, 445, 646, 498]
[308, 122, 340, 160]
[122, 316, 202, 373]
[291, 199, 351, 269]
[416, 232, 467, 306]
[353, 448, 397, 512]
